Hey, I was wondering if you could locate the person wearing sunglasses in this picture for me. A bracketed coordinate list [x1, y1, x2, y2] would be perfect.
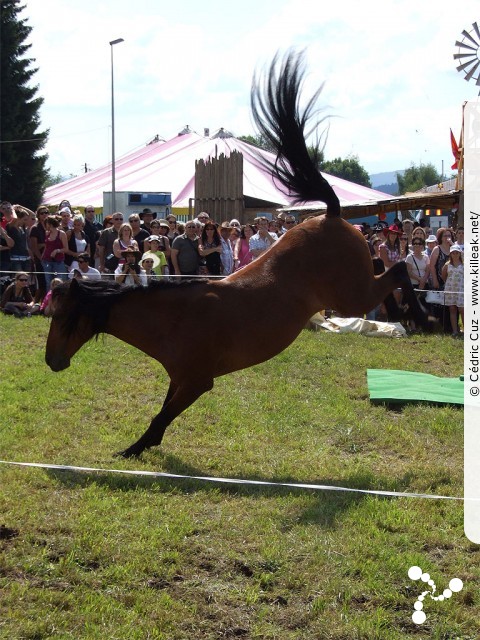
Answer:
[196, 212, 210, 224]
[166, 216, 179, 243]
[1, 271, 39, 317]
[67, 252, 101, 281]
[282, 216, 297, 233]
[97, 212, 124, 273]
[198, 223, 222, 275]
[84, 206, 103, 266]
[405, 237, 429, 290]
[128, 214, 150, 254]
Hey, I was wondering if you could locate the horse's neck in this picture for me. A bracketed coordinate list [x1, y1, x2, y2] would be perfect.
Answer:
[105, 295, 156, 355]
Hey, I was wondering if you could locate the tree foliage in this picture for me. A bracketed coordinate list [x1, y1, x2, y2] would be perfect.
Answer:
[396, 163, 443, 195]
[237, 133, 278, 154]
[320, 155, 372, 187]
[0, 0, 49, 207]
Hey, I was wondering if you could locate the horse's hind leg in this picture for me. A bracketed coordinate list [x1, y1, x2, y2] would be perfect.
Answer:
[116, 378, 214, 458]
[375, 261, 431, 329]
[162, 381, 178, 408]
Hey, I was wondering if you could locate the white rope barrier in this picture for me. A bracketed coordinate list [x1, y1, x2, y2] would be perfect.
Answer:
[0, 459, 466, 501]
[0, 268, 225, 280]
[0, 269, 463, 291]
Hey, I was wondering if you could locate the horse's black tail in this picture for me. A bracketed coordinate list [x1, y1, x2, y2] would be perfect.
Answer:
[251, 50, 341, 217]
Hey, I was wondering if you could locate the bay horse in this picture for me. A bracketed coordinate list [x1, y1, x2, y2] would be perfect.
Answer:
[45, 52, 430, 458]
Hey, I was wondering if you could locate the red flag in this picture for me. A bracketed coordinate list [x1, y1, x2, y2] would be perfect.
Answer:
[450, 129, 459, 170]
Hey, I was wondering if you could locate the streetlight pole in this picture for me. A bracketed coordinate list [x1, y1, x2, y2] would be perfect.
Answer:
[109, 38, 124, 215]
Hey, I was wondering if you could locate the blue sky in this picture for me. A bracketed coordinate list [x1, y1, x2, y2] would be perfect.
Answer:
[21, 0, 480, 179]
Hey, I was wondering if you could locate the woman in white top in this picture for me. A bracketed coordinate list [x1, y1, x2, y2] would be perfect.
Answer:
[405, 236, 429, 290]
[66, 214, 89, 271]
[113, 223, 139, 262]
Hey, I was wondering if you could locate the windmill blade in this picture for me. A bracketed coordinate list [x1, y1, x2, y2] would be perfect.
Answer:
[454, 52, 477, 60]
[453, 23, 480, 88]
[465, 60, 480, 82]
[454, 40, 477, 51]
[457, 58, 477, 73]
[461, 29, 480, 47]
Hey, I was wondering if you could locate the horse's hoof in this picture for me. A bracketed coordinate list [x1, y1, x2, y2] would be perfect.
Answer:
[114, 447, 143, 459]
[422, 317, 440, 333]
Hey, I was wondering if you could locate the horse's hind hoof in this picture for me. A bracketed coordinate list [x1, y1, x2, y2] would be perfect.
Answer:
[114, 446, 143, 459]
[423, 317, 440, 333]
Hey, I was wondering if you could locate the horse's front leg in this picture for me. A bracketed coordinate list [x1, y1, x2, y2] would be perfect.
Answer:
[116, 378, 214, 458]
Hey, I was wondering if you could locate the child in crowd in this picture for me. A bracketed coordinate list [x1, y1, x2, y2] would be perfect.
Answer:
[441, 244, 464, 338]
[140, 253, 160, 281]
[39, 278, 63, 317]
[144, 236, 167, 276]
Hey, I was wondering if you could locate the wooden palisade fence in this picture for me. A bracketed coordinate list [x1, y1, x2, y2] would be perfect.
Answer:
[194, 150, 244, 221]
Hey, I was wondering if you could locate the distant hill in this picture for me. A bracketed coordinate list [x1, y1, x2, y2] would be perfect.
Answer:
[370, 170, 404, 188]
[374, 183, 398, 195]
[369, 170, 404, 196]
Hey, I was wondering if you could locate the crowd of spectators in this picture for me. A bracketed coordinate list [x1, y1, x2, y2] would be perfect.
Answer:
[0, 199, 464, 334]
[358, 218, 464, 336]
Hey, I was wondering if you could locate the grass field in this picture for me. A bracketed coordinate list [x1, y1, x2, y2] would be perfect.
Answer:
[0, 313, 476, 639]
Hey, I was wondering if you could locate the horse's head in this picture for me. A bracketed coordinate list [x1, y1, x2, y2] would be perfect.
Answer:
[45, 279, 96, 371]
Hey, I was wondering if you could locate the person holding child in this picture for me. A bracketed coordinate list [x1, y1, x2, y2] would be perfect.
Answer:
[115, 247, 147, 286]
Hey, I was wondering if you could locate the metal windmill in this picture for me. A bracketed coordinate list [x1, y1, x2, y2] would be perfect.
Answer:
[454, 21, 480, 94]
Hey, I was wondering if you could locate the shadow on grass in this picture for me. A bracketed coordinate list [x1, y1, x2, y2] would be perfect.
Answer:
[44, 453, 422, 529]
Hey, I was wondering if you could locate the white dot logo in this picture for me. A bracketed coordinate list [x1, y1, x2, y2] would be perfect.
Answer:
[408, 565, 463, 624]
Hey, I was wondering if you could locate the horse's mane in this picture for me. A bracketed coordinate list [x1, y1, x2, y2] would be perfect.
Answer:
[251, 50, 340, 216]
[54, 278, 206, 337]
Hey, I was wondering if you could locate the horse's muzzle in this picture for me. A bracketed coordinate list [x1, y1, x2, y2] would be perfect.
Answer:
[45, 354, 71, 372]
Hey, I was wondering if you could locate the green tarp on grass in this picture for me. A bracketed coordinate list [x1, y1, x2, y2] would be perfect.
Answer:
[367, 369, 464, 406]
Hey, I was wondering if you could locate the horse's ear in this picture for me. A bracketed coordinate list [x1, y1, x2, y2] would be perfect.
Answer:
[69, 278, 80, 293]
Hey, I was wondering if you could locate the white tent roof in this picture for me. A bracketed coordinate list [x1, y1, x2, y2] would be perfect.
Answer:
[43, 130, 391, 210]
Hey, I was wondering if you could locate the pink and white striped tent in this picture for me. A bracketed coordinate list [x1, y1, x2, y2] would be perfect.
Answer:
[43, 129, 391, 212]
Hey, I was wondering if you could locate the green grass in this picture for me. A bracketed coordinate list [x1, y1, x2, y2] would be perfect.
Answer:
[0, 314, 476, 639]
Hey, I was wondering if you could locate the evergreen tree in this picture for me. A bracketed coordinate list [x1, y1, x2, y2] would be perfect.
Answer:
[0, 0, 49, 207]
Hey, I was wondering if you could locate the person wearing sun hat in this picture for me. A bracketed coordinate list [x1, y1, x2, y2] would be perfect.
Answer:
[114, 246, 147, 286]
[379, 224, 402, 269]
[144, 220, 171, 260]
[425, 234, 437, 257]
[140, 252, 161, 282]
